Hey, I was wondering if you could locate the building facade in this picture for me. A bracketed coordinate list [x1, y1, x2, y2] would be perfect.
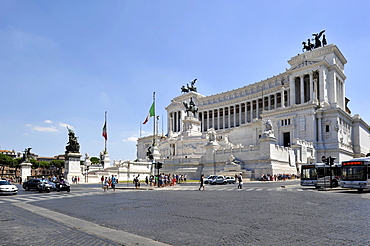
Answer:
[137, 44, 370, 180]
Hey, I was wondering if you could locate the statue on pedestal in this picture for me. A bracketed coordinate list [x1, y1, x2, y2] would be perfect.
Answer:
[261, 119, 275, 138]
[302, 30, 326, 52]
[22, 148, 32, 163]
[183, 97, 198, 117]
[65, 127, 80, 154]
[207, 128, 217, 142]
[228, 155, 241, 166]
[181, 78, 197, 93]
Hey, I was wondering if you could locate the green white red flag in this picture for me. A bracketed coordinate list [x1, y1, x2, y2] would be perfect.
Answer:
[143, 102, 155, 124]
[102, 119, 107, 140]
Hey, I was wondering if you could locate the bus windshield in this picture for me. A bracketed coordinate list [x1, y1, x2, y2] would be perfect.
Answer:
[301, 167, 317, 180]
[341, 166, 366, 181]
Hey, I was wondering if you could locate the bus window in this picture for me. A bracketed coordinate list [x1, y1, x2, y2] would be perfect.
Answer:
[342, 166, 366, 181]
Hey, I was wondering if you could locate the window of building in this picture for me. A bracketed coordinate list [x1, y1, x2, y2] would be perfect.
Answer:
[281, 119, 291, 126]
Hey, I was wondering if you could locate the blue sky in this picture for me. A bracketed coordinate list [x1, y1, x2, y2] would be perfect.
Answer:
[1, 0, 370, 162]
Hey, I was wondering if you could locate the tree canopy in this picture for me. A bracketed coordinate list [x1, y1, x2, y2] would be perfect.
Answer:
[90, 157, 100, 164]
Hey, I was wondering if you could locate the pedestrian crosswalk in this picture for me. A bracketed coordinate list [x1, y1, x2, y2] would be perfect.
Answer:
[158, 185, 308, 192]
[0, 189, 104, 204]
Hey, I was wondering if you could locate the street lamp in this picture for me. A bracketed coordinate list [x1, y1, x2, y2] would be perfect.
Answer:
[86, 165, 89, 183]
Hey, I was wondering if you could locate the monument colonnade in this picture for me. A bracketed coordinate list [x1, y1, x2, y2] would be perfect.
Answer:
[168, 70, 324, 134]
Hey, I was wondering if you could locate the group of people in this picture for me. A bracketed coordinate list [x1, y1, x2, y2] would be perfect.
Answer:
[155, 173, 186, 187]
[71, 176, 80, 184]
[133, 173, 187, 188]
[101, 175, 118, 192]
[260, 173, 298, 181]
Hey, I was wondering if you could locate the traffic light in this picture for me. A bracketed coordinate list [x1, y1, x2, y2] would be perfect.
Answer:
[157, 162, 163, 169]
[325, 156, 336, 166]
[328, 156, 336, 166]
[154, 162, 163, 169]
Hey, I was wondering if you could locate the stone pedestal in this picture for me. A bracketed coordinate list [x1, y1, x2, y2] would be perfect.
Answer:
[64, 153, 82, 183]
[101, 152, 111, 169]
[204, 141, 220, 164]
[20, 162, 32, 182]
[182, 116, 202, 137]
[152, 145, 161, 160]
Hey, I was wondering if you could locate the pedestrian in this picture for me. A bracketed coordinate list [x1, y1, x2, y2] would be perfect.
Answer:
[101, 176, 104, 188]
[111, 175, 117, 191]
[103, 177, 109, 192]
[237, 173, 243, 189]
[199, 174, 205, 190]
[134, 174, 140, 189]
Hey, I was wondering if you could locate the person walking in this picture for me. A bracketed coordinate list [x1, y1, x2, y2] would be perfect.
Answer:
[199, 174, 205, 191]
[237, 173, 243, 189]
[134, 174, 140, 189]
[103, 177, 109, 192]
[111, 175, 117, 191]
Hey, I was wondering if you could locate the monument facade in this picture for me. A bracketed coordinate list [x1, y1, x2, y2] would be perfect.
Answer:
[137, 41, 370, 180]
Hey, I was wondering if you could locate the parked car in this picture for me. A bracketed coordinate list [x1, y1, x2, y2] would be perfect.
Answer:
[0, 180, 18, 195]
[210, 175, 227, 185]
[225, 176, 236, 184]
[23, 178, 56, 192]
[204, 175, 217, 184]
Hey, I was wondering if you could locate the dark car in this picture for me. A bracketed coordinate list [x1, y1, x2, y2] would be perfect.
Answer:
[23, 178, 56, 192]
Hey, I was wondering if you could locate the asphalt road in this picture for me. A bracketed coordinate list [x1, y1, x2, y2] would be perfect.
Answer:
[1, 180, 369, 246]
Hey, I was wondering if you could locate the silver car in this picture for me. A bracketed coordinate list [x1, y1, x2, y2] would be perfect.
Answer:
[204, 175, 217, 184]
[210, 175, 227, 185]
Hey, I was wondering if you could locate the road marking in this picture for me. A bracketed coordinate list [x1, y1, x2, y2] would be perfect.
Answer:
[13, 202, 170, 246]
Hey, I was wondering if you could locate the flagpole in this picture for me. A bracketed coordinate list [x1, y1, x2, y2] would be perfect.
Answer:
[104, 111, 107, 153]
[140, 121, 142, 138]
[152, 92, 156, 146]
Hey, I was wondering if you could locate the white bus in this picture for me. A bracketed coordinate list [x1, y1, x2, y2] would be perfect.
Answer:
[341, 157, 370, 192]
[301, 163, 341, 188]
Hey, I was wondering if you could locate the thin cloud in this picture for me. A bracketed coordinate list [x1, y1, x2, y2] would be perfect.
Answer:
[44, 120, 53, 124]
[59, 122, 73, 129]
[32, 125, 58, 132]
[123, 137, 138, 142]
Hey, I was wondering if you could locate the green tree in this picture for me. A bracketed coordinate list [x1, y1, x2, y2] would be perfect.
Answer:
[50, 160, 65, 169]
[90, 157, 100, 164]
[50, 159, 65, 176]
[11, 158, 22, 178]
[30, 159, 38, 169]
[0, 153, 15, 178]
[38, 161, 50, 169]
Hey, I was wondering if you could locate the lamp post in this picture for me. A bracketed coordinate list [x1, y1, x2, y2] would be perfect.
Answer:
[86, 165, 89, 183]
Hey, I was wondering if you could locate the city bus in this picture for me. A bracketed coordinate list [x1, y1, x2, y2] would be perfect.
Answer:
[301, 163, 341, 188]
[341, 157, 370, 192]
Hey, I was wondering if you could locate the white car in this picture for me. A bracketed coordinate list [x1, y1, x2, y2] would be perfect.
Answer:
[0, 180, 18, 195]
[204, 175, 217, 184]
[210, 175, 227, 185]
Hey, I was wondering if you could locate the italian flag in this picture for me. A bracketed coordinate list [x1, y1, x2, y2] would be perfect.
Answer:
[143, 102, 155, 124]
[102, 121, 107, 140]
